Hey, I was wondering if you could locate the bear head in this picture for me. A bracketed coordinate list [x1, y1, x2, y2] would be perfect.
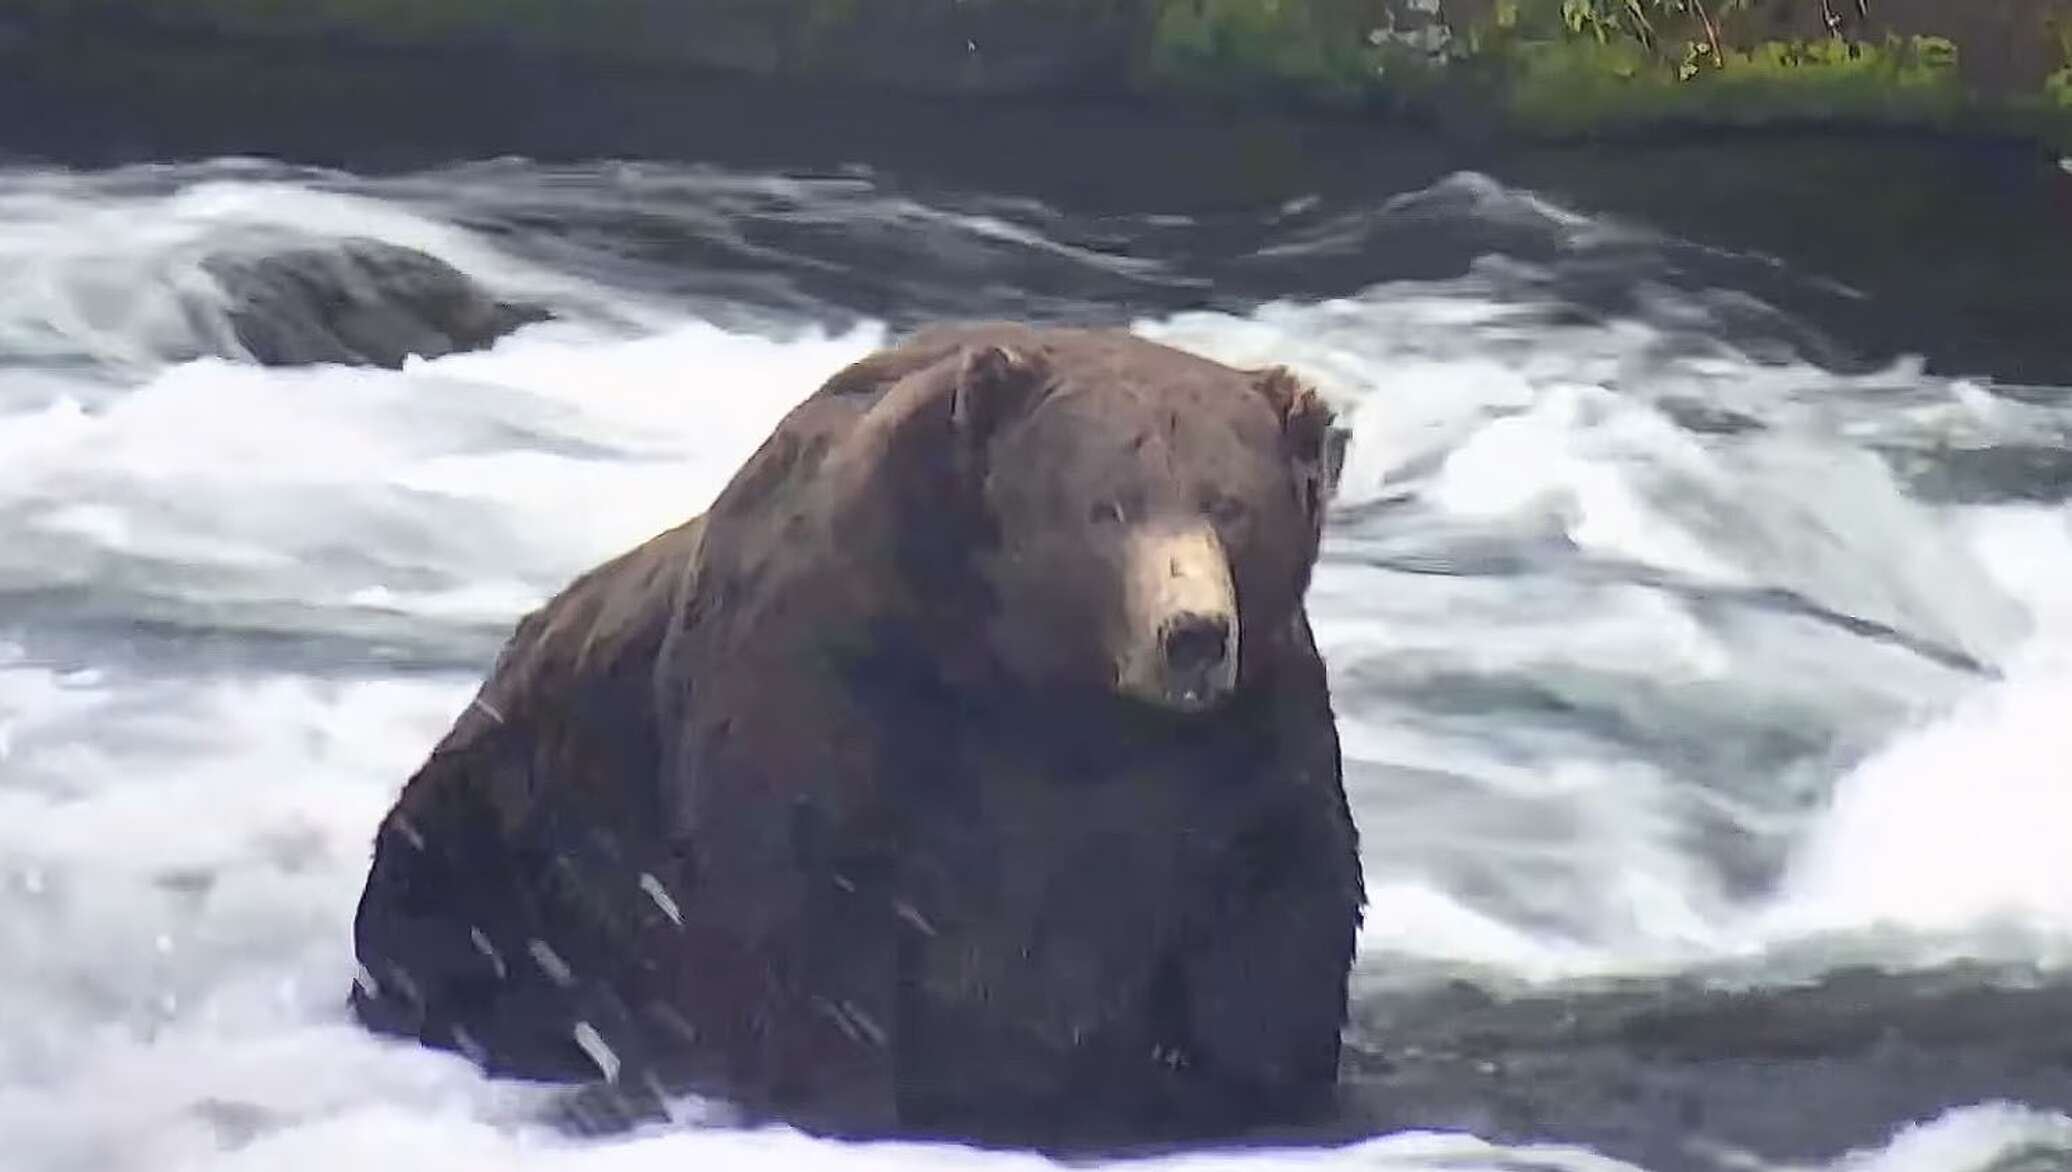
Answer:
[838, 325, 1345, 717]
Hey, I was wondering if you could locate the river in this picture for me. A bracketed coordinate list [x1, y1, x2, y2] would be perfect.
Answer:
[4, 92, 2072, 1172]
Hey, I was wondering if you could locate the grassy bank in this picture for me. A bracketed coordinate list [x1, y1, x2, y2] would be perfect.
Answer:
[1144, 0, 2072, 148]
[6, 0, 2070, 150]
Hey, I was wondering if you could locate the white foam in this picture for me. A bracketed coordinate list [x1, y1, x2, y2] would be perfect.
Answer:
[164, 1117, 1657, 1172]
[0, 665, 504, 1169]
[1745, 503, 2072, 960]
[1763, 639, 2072, 950]
[0, 167, 671, 374]
[0, 316, 883, 642]
[1357, 879, 1612, 978]
[1165, 282, 2059, 979]
[1425, 383, 1738, 580]
[1814, 1103, 2072, 1172]
[7, 161, 2072, 1172]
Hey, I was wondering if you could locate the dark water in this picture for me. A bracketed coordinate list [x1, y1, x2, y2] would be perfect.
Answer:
[8, 22, 2072, 381]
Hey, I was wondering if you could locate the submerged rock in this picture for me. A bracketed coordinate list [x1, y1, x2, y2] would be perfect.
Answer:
[201, 237, 549, 368]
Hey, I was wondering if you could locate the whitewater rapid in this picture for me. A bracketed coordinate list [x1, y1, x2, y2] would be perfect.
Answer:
[3, 160, 2072, 1172]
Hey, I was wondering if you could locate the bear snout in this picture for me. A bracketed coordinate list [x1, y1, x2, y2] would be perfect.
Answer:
[1116, 522, 1239, 713]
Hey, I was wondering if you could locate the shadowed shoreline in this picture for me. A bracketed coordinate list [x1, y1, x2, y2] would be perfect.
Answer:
[5, 21, 2070, 385]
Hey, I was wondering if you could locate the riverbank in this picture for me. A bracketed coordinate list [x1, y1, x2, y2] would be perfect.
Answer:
[6, 17, 2068, 386]
[5, 0, 2070, 151]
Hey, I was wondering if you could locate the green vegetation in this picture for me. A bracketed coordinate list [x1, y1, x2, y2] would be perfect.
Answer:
[1465, 0, 1966, 131]
[11, 0, 2072, 150]
[1143, 0, 2072, 146]
[1146, 0, 1449, 105]
[1490, 31, 1970, 135]
[2050, 12, 2072, 108]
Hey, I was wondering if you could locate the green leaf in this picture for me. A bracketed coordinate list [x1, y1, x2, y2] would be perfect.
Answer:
[1913, 36, 1957, 71]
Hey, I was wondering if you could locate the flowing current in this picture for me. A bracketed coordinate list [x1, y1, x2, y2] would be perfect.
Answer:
[4, 157, 2072, 1172]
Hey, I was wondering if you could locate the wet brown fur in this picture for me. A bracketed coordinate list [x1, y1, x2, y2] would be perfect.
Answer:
[349, 322, 1364, 1145]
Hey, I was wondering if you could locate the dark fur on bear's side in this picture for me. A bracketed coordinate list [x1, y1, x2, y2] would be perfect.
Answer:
[349, 321, 1365, 1147]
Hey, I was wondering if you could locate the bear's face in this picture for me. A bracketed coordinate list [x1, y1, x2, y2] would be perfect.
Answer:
[953, 337, 1338, 715]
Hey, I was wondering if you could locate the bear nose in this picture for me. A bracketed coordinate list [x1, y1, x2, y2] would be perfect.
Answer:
[1162, 613, 1232, 681]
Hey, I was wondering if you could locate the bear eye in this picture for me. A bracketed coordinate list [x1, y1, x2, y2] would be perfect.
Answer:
[1204, 493, 1248, 527]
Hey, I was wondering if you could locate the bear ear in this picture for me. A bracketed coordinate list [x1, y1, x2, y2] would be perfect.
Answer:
[1253, 365, 1346, 519]
[949, 343, 1048, 468]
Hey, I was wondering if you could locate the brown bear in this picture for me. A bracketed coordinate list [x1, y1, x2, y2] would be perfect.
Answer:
[348, 321, 1364, 1146]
